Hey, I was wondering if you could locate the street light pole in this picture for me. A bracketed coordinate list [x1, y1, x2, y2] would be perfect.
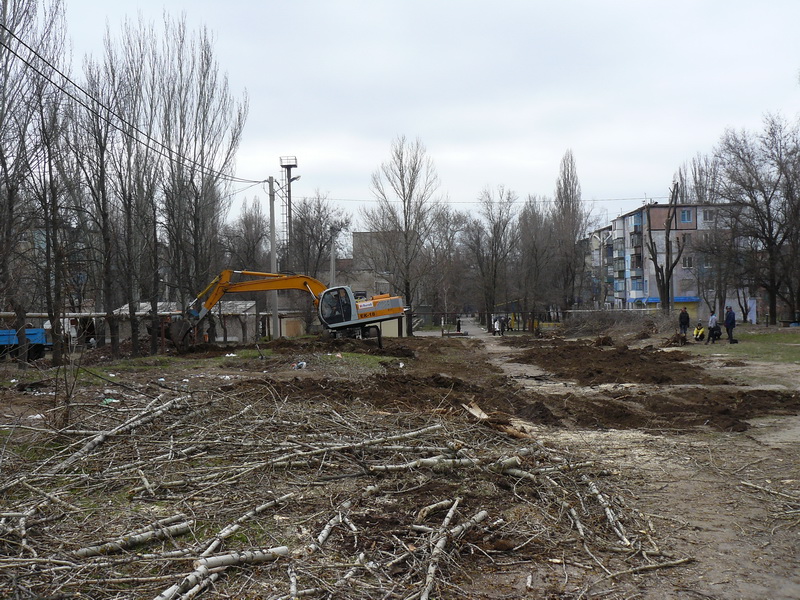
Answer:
[329, 227, 337, 287]
[268, 176, 279, 339]
[280, 156, 298, 272]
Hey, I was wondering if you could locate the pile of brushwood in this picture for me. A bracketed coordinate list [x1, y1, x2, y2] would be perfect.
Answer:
[0, 362, 693, 599]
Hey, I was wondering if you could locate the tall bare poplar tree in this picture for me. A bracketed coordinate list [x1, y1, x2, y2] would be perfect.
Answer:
[159, 15, 248, 307]
[551, 150, 590, 311]
[517, 195, 554, 320]
[423, 205, 468, 321]
[74, 55, 122, 355]
[362, 136, 441, 336]
[0, 0, 64, 367]
[27, 0, 71, 365]
[104, 17, 162, 357]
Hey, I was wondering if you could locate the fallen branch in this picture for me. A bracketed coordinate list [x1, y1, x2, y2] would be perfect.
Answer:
[155, 547, 288, 600]
[582, 475, 630, 546]
[740, 480, 800, 502]
[195, 546, 290, 569]
[419, 498, 461, 600]
[591, 556, 694, 586]
[42, 394, 187, 475]
[370, 456, 475, 473]
[200, 492, 297, 557]
[75, 517, 193, 558]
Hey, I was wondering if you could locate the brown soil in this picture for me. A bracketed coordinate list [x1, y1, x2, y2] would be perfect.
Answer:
[1, 321, 798, 599]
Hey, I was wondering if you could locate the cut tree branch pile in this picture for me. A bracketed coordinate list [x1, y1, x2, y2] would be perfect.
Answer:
[0, 371, 691, 599]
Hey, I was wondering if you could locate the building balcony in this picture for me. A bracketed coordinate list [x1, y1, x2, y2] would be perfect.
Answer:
[630, 267, 643, 278]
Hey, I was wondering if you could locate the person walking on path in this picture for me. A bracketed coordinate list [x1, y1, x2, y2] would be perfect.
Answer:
[678, 307, 690, 337]
[705, 311, 719, 345]
[724, 306, 736, 343]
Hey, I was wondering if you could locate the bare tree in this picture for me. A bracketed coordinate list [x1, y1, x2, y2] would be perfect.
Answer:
[104, 17, 163, 357]
[362, 136, 442, 336]
[517, 195, 554, 322]
[685, 155, 743, 316]
[0, 0, 65, 367]
[422, 204, 468, 323]
[292, 191, 352, 280]
[644, 181, 686, 314]
[72, 53, 123, 356]
[462, 186, 518, 329]
[551, 150, 591, 311]
[223, 196, 271, 270]
[26, 1, 71, 365]
[715, 116, 797, 323]
[159, 15, 248, 307]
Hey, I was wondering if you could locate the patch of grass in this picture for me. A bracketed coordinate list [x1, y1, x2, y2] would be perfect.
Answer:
[211, 348, 270, 361]
[684, 325, 800, 364]
[98, 355, 178, 371]
[318, 351, 390, 370]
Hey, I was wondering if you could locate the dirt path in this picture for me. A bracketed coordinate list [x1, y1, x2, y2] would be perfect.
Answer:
[474, 318, 800, 600]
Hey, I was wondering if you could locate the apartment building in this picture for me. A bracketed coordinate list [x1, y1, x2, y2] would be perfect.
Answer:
[590, 203, 723, 318]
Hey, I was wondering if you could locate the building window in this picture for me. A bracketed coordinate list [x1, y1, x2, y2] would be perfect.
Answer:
[680, 209, 693, 223]
[682, 254, 694, 268]
[631, 279, 643, 291]
[703, 209, 716, 222]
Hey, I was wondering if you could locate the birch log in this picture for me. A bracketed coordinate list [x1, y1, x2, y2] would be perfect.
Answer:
[74, 520, 193, 558]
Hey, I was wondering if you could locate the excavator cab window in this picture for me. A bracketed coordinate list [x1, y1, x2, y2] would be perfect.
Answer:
[319, 287, 353, 327]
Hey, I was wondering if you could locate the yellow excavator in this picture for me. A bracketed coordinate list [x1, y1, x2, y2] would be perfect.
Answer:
[185, 269, 405, 347]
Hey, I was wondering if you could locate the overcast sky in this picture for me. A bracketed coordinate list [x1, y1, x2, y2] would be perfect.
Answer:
[64, 0, 800, 225]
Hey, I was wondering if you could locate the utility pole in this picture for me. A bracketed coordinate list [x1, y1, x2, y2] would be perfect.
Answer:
[268, 177, 279, 339]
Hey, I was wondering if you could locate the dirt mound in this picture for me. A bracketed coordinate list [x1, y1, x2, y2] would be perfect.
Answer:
[513, 341, 726, 385]
[226, 364, 799, 434]
[544, 387, 800, 432]
[263, 335, 416, 358]
[234, 371, 515, 419]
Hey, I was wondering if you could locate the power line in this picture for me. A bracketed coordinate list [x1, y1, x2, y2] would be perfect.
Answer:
[296, 195, 670, 205]
[0, 21, 262, 186]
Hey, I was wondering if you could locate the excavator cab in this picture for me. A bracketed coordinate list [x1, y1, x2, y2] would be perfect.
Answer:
[318, 287, 355, 328]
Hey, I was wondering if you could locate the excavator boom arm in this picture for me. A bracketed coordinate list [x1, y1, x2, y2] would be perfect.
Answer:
[195, 270, 328, 321]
